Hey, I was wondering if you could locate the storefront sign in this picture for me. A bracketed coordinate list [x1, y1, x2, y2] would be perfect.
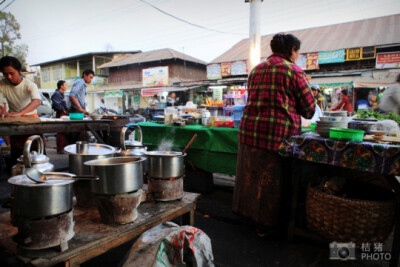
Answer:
[105, 91, 123, 98]
[307, 53, 319, 70]
[231, 61, 248, 75]
[141, 88, 165, 97]
[346, 46, 376, 61]
[221, 62, 232, 76]
[207, 64, 222, 79]
[92, 76, 108, 85]
[209, 86, 225, 101]
[142, 66, 169, 87]
[296, 54, 307, 70]
[319, 49, 345, 64]
[376, 52, 400, 69]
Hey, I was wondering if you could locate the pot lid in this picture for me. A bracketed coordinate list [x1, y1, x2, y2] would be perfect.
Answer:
[144, 151, 185, 157]
[120, 148, 146, 156]
[17, 152, 49, 164]
[124, 140, 144, 147]
[8, 173, 75, 187]
[84, 156, 143, 166]
[64, 143, 117, 155]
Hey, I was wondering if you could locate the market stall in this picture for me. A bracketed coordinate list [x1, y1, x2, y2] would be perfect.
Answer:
[279, 134, 400, 267]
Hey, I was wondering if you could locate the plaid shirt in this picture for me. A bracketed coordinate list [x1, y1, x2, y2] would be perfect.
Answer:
[239, 53, 316, 152]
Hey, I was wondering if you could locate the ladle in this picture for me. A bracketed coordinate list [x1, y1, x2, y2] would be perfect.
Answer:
[182, 134, 198, 155]
[25, 168, 99, 183]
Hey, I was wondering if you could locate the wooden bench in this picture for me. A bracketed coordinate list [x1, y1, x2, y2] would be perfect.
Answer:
[0, 191, 200, 267]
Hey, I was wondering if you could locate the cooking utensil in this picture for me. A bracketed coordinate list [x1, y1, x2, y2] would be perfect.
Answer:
[8, 174, 75, 218]
[144, 151, 186, 178]
[69, 113, 84, 120]
[182, 134, 198, 155]
[25, 168, 99, 183]
[329, 128, 364, 142]
[118, 123, 148, 172]
[84, 156, 145, 195]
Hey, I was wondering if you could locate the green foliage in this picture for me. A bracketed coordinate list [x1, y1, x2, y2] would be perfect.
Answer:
[355, 110, 400, 124]
[0, 11, 28, 68]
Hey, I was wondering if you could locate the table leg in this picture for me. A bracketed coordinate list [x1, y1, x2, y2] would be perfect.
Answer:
[384, 175, 400, 267]
[86, 124, 106, 144]
[287, 158, 301, 241]
[182, 203, 196, 226]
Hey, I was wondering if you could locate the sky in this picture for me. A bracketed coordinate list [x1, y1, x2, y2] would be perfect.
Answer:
[3, 0, 400, 66]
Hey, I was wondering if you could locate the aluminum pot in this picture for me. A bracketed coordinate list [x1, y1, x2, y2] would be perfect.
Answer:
[117, 124, 148, 173]
[84, 156, 145, 195]
[65, 142, 117, 175]
[348, 120, 378, 135]
[8, 173, 75, 218]
[144, 151, 186, 178]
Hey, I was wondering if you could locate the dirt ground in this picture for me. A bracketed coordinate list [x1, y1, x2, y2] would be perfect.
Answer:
[0, 136, 392, 266]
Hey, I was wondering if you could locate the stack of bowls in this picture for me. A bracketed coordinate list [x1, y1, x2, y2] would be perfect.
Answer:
[315, 116, 348, 138]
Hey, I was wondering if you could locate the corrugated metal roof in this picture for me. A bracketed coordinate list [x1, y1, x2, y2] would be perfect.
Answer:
[211, 14, 400, 64]
[31, 51, 141, 66]
[98, 48, 207, 69]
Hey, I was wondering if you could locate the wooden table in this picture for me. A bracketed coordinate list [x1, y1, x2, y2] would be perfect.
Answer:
[0, 191, 200, 267]
[0, 120, 111, 144]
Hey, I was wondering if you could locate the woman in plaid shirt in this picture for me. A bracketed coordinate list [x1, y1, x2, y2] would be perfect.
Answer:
[233, 33, 316, 236]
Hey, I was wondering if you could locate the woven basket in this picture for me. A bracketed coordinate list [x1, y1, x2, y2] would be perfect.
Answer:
[306, 184, 396, 243]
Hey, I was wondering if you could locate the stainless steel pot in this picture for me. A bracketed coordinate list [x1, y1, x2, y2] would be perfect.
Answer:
[65, 143, 117, 175]
[144, 151, 186, 178]
[84, 156, 145, 195]
[348, 120, 378, 135]
[8, 173, 75, 218]
[12, 135, 54, 176]
[118, 124, 148, 172]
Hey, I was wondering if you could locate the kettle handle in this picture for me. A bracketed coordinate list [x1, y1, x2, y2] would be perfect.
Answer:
[120, 123, 142, 150]
[23, 135, 44, 168]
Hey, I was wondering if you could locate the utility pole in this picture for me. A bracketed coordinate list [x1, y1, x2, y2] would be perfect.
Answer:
[246, 0, 263, 74]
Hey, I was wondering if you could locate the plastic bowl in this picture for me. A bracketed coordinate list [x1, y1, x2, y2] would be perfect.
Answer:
[311, 122, 316, 132]
[69, 113, 84, 120]
[90, 114, 103, 120]
[329, 128, 364, 142]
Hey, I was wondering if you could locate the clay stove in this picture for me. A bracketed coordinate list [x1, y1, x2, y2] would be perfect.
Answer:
[148, 175, 184, 201]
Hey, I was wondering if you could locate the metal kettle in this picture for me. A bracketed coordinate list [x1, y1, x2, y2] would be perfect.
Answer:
[11, 135, 54, 176]
[118, 123, 148, 172]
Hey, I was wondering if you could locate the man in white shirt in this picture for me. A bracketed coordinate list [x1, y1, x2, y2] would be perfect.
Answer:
[0, 56, 41, 117]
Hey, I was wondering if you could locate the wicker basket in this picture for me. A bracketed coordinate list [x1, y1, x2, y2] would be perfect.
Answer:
[306, 184, 396, 243]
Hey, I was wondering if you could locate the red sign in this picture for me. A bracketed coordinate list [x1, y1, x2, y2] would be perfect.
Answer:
[141, 88, 165, 97]
[376, 53, 400, 69]
[221, 62, 231, 76]
[307, 53, 319, 70]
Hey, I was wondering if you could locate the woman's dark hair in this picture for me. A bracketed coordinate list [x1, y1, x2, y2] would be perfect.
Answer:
[270, 33, 301, 59]
[341, 89, 348, 96]
[82, 69, 94, 78]
[397, 73, 400, 82]
[57, 80, 66, 89]
[0, 56, 22, 71]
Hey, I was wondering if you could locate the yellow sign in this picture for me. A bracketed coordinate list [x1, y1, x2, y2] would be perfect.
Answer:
[346, 46, 376, 61]
[346, 48, 361, 61]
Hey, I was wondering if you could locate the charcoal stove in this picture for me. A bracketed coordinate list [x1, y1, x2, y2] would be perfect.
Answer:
[12, 209, 74, 252]
[148, 175, 184, 201]
[94, 189, 144, 225]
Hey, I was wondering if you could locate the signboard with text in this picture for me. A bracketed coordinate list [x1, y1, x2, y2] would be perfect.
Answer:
[319, 49, 345, 64]
[221, 62, 232, 76]
[142, 66, 168, 87]
[231, 61, 248, 75]
[307, 53, 319, 70]
[346, 46, 376, 61]
[296, 54, 307, 70]
[141, 88, 165, 97]
[207, 64, 222, 79]
[376, 52, 400, 69]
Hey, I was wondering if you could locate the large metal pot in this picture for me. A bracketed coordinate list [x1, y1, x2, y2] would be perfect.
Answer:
[65, 142, 117, 175]
[11, 135, 54, 176]
[348, 120, 378, 135]
[8, 173, 75, 218]
[84, 156, 145, 195]
[144, 151, 186, 178]
[117, 124, 148, 172]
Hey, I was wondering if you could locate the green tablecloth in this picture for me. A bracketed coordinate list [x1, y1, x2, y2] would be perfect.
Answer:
[137, 122, 239, 175]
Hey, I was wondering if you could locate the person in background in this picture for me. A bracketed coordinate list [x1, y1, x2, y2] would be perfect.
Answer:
[0, 56, 42, 173]
[379, 73, 400, 113]
[233, 33, 316, 236]
[311, 84, 327, 111]
[69, 69, 94, 115]
[52, 80, 70, 154]
[166, 92, 176, 107]
[302, 85, 323, 127]
[330, 89, 352, 112]
[149, 94, 159, 108]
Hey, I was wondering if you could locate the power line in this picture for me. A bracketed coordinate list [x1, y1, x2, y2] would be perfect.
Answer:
[139, 0, 245, 36]
[1, 0, 15, 11]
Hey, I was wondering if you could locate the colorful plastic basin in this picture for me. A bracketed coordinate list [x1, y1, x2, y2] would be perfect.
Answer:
[329, 128, 364, 142]
[69, 113, 84, 120]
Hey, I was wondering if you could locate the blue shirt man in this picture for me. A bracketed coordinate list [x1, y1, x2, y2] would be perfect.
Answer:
[69, 69, 94, 114]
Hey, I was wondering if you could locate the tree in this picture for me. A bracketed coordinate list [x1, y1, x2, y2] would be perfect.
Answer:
[0, 11, 29, 68]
